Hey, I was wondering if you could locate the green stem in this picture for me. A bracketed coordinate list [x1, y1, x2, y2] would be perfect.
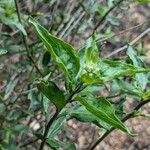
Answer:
[39, 83, 84, 150]
[39, 109, 60, 150]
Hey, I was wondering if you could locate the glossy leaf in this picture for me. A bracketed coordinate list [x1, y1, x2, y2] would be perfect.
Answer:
[127, 45, 148, 90]
[37, 80, 65, 109]
[76, 96, 132, 134]
[29, 17, 80, 83]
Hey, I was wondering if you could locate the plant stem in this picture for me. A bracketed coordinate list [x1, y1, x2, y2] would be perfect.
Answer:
[39, 83, 84, 150]
[14, 0, 43, 76]
[88, 98, 150, 150]
[39, 109, 60, 150]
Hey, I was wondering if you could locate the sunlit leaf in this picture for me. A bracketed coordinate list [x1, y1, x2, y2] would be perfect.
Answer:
[70, 106, 110, 129]
[76, 96, 132, 134]
[29, 17, 80, 83]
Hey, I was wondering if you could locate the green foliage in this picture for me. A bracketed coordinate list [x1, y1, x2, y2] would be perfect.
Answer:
[29, 17, 80, 84]
[76, 96, 131, 134]
[37, 79, 65, 110]
[30, 16, 149, 149]
[0, 0, 26, 35]
[0, 0, 150, 149]
[127, 45, 148, 91]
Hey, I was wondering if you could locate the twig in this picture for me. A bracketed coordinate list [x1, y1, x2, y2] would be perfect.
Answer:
[93, 0, 124, 33]
[104, 28, 150, 59]
[96, 19, 150, 44]
[39, 83, 85, 150]
[14, 0, 43, 76]
[39, 109, 60, 150]
[88, 98, 150, 150]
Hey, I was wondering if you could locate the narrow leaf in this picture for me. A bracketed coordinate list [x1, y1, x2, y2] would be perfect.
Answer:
[76, 96, 132, 134]
[29, 17, 80, 83]
[70, 106, 110, 129]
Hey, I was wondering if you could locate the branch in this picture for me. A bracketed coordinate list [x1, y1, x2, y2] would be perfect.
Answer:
[39, 109, 60, 150]
[96, 19, 150, 44]
[14, 0, 43, 76]
[39, 83, 84, 150]
[88, 98, 150, 150]
[104, 28, 150, 59]
[93, 0, 124, 33]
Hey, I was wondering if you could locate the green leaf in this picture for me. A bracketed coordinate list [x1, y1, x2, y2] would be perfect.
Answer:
[127, 45, 148, 90]
[46, 138, 64, 150]
[0, 14, 27, 35]
[0, 144, 4, 150]
[29, 17, 80, 83]
[11, 124, 27, 132]
[100, 60, 150, 82]
[37, 80, 65, 109]
[79, 57, 149, 84]
[70, 106, 110, 129]
[76, 96, 132, 134]
[136, 0, 150, 3]
[97, 6, 108, 16]
[47, 115, 68, 138]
